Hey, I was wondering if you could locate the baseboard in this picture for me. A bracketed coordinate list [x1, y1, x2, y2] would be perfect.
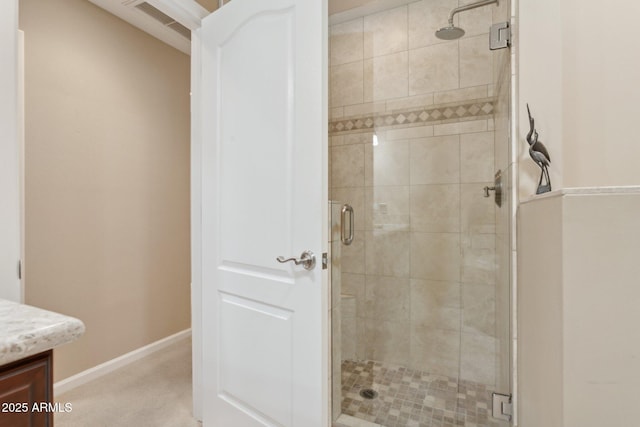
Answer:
[54, 328, 191, 395]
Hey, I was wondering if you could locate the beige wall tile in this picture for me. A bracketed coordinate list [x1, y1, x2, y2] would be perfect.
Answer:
[409, 136, 460, 184]
[433, 85, 488, 104]
[385, 125, 434, 141]
[365, 140, 410, 186]
[410, 327, 460, 377]
[365, 319, 410, 365]
[344, 132, 373, 146]
[344, 101, 386, 118]
[365, 186, 410, 230]
[410, 232, 461, 281]
[410, 184, 460, 232]
[330, 18, 364, 66]
[411, 279, 461, 308]
[487, 117, 495, 131]
[460, 131, 495, 183]
[461, 183, 496, 234]
[411, 280, 461, 331]
[461, 238, 496, 285]
[458, 0, 493, 37]
[460, 35, 493, 88]
[386, 94, 434, 112]
[409, 42, 459, 95]
[330, 61, 364, 107]
[364, 52, 409, 102]
[331, 240, 341, 308]
[332, 304, 342, 419]
[364, 276, 410, 321]
[331, 135, 344, 147]
[331, 143, 365, 188]
[342, 273, 365, 316]
[363, 5, 408, 58]
[408, 0, 458, 49]
[365, 230, 411, 277]
[332, 304, 341, 352]
[328, 0, 500, 383]
[341, 237, 365, 274]
[460, 333, 496, 386]
[341, 296, 357, 360]
[492, 0, 509, 23]
[434, 119, 488, 136]
[462, 283, 496, 337]
[331, 106, 344, 119]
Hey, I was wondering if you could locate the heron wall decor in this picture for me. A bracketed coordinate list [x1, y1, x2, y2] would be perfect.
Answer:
[526, 104, 551, 194]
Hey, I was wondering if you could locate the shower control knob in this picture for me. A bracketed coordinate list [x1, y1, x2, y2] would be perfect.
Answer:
[483, 186, 496, 197]
[276, 250, 316, 271]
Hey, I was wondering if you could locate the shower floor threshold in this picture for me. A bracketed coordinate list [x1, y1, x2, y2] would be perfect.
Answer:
[338, 359, 509, 427]
[334, 413, 382, 427]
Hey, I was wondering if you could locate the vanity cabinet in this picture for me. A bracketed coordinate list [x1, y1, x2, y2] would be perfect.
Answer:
[0, 350, 53, 427]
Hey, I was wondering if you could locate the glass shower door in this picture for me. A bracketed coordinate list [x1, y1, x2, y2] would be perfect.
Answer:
[328, 0, 514, 425]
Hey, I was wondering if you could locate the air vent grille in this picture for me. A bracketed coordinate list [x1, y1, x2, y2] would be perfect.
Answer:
[167, 22, 191, 40]
[134, 2, 191, 40]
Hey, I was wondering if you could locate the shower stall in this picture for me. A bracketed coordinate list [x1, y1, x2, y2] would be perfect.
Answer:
[328, 1, 514, 426]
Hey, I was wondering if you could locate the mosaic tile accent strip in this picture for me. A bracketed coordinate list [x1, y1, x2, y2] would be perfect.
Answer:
[338, 359, 509, 427]
[329, 99, 495, 134]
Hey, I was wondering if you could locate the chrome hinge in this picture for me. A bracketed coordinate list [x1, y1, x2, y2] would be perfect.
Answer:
[492, 392, 512, 421]
[490, 21, 511, 50]
[322, 252, 328, 270]
[18, 260, 22, 280]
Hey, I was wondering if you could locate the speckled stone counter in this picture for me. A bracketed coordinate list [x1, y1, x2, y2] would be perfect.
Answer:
[0, 298, 85, 366]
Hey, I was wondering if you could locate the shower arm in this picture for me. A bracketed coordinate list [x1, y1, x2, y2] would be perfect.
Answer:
[447, 0, 498, 26]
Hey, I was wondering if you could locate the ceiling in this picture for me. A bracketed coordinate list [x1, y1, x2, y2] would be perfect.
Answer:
[88, 0, 417, 55]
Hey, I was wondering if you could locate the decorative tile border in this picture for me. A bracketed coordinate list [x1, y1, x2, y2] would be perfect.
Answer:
[329, 98, 495, 135]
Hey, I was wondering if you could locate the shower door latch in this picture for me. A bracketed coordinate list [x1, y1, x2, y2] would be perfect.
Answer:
[490, 21, 510, 50]
[492, 392, 512, 421]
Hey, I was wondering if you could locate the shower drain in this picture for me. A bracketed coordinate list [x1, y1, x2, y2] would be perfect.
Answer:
[359, 389, 378, 400]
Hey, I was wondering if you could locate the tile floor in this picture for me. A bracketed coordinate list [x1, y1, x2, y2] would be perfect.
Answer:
[335, 360, 509, 427]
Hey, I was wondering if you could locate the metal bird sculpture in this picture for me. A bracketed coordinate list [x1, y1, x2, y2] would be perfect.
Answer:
[526, 104, 551, 194]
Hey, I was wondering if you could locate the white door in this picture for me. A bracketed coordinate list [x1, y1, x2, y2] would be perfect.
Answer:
[198, 0, 328, 426]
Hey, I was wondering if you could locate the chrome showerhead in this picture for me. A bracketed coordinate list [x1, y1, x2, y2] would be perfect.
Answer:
[435, 26, 465, 40]
[435, 0, 499, 41]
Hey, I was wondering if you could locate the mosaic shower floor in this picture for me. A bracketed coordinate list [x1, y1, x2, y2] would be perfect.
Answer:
[336, 360, 510, 427]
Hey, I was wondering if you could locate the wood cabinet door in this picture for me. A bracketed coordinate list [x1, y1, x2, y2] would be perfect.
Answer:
[0, 351, 52, 427]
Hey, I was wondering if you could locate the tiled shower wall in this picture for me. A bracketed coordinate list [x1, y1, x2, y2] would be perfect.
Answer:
[329, 0, 500, 387]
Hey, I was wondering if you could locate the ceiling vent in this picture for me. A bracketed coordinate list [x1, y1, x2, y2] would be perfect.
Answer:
[88, 0, 209, 55]
[134, 2, 191, 40]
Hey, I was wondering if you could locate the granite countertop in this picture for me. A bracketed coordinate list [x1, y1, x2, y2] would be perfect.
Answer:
[0, 298, 85, 366]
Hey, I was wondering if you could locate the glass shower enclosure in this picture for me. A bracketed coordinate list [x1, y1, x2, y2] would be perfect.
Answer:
[328, 0, 514, 426]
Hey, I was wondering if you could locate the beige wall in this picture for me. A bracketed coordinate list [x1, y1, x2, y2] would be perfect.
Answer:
[519, 0, 640, 196]
[518, 190, 640, 426]
[329, 0, 504, 386]
[20, 0, 191, 381]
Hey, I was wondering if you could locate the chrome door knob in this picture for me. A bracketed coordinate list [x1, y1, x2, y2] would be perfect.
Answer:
[276, 250, 316, 271]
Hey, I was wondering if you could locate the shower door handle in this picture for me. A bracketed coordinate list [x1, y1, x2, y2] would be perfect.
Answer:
[276, 250, 316, 271]
[341, 204, 354, 245]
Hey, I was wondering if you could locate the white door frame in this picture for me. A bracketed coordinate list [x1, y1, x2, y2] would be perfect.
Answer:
[0, 0, 21, 303]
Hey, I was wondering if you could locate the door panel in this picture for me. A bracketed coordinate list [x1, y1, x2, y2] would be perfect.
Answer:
[198, 0, 328, 426]
[219, 293, 293, 426]
[218, 9, 293, 270]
